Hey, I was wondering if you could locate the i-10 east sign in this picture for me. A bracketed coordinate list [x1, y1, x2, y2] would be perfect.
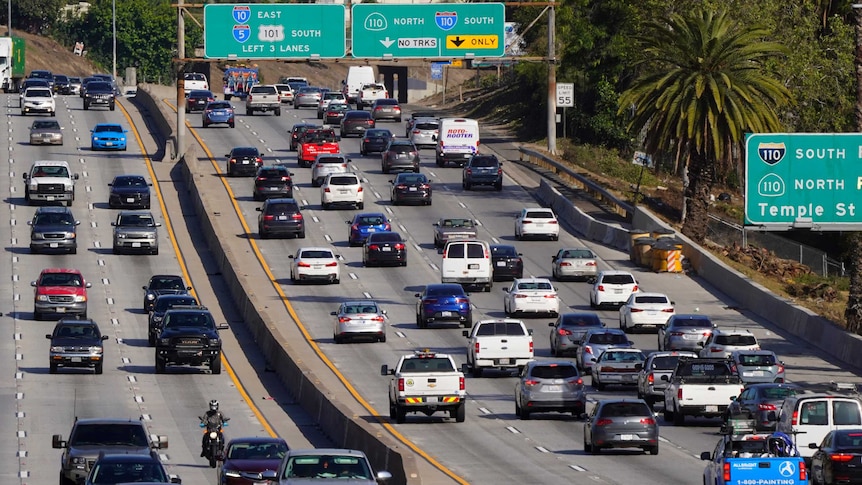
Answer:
[745, 133, 862, 230]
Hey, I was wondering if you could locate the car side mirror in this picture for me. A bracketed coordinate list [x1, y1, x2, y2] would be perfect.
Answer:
[380, 364, 389, 376]
[224, 153, 230, 157]
[729, 395, 737, 402]
[501, 288, 507, 293]
[52, 434, 67, 449]
[261, 470, 278, 480]
[73, 174, 79, 180]
[256, 207, 262, 212]
[45, 334, 52, 339]
[431, 135, 437, 141]
[700, 452, 711, 461]
[527, 329, 533, 336]
[289, 255, 295, 259]
[85, 283, 92, 288]
[808, 443, 819, 450]
[142, 286, 147, 290]
[590, 357, 597, 363]
[31, 281, 37, 287]
[697, 342, 705, 347]
[27, 221, 32, 226]
[102, 335, 109, 341]
[22, 173, 27, 180]
[461, 363, 470, 374]
[155, 223, 162, 227]
[670, 301, 676, 305]
[548, 322, 555, 327]
[414, 293, 421, 298]
[462, 330, 469, 337]
[628, 340, 633, 345]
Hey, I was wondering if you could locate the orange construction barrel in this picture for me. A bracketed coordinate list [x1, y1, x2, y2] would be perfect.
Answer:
[651, 228, 676, 240]
[629, 229, 650, 262]
[634, 237, 655, 267]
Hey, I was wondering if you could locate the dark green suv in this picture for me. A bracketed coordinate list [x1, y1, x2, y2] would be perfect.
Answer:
[462, 154, 503, 191]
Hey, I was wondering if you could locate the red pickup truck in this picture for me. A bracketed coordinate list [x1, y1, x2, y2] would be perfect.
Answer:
[298, 128, 341, 168]
[31, 268, 91, 320]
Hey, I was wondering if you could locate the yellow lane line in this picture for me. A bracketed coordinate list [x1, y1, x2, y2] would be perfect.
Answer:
[163, 99, 468, 484]
[118, 98, 277, 439]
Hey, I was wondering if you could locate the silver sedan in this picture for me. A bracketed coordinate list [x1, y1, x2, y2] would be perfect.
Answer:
[551, 247, 598, 281]
[29, 119, 63, 145]
[657, 313, 715, 351]
[331, 300, 387, 344]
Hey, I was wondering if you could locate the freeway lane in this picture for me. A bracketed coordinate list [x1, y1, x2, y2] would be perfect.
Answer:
[184, 98, 861, 485]
[0, 92, 322, 485]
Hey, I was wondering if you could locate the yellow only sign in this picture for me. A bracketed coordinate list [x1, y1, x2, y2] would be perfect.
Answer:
[445, 35, 499, 49]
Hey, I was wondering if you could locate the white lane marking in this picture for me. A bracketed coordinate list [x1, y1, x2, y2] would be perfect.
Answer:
[122, 357, 131, 364]
[111, 318, 119, 326]
[9, 218, 14, 225]
[12, 274, 18, 281]
[17, 431, 25, 438]
[398, 224, 406, 231]
[458, 202, 466, 208]
[82, 171, 88, 177]
[159, 453, 169, 462]
[535, 446, 549, 453]
[13, 293, 19, 301]
[15, 354, 21, 361]
[14, 333, 21, 340]
[413, 243, 422, 252]
[478, 407, 491, 415]
[429, 263, 439, 271]
[301, 199, 309, 206]
[91, 221, 97, 228]
[395, 331, 406, 338]
[312, 216, 320, 223]
[568, 465, 586, 472]
[9, 186, 14, 193]
[141, 414, 152, 421]
[506, 426, 520, 434]
[98, 259, 105, 266]
[16, 450, 26, 457]
[116, 338, 124, 344]
[492, 237, 500, 244]
[10, 237, 15, 245]
[324, 234, 332, 242]
[88, 203, 94, 210]
[658, 436, 670, 443]
[128, 375, 137, 383]
[15, 392, 23, 399]
[428, 171, 437, 178]
[15, 372, 22, 379]
[363, 291, 372, 299]
[107, 297, 114, 305]
[94, 240, 101, 248]
[86, 186, 92, 192]
[475, 220, 482, 226]
[11, 256, 17, 263]
[349, 273, 358, 280]
[134, 395, 144, 403]
[18, 472, 28, 478]
[385, 207, 393, 214]
[101, 278, 109, 285]
[372, 191, 381, 199]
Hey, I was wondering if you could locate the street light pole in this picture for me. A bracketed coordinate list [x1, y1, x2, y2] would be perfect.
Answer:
[7, 0, 11, 36]
[112, 0, 117, 81]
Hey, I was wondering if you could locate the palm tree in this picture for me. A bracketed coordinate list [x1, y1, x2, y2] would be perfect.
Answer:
[619, 8, 792, 242]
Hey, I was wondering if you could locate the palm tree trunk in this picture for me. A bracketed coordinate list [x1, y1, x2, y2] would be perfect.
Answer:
[846, 5, 862, 334]
[681, 150, 713, 243]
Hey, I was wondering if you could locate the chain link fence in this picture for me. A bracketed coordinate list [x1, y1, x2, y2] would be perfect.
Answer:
[707, 216, 845, 277]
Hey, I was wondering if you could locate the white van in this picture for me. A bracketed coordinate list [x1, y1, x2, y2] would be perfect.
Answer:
[435, 118, 480, 167]
[342, 66, 375, 105]
[440, 240, 492, 292]
[773, 392, 862, 460]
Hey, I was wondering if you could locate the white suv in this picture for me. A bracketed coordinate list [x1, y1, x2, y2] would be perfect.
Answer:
[698, 328, 759, 358]
[310, 154, 350, 187]
[321, 173, 364, 210]
[514, 207, 559, 241]
[589, 270, 639, 308]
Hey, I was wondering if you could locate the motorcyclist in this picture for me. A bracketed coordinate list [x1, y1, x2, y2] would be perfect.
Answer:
[200, 399, 229, 457]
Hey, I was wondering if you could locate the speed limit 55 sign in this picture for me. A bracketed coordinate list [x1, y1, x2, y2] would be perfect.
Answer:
[556, 83, 574, 108]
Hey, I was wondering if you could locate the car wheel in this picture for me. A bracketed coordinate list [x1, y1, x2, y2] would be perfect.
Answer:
[389, 401, 397, 420]
[94, 362, 103, 375]
[495, 182, 503, 191]
[471, 365, 483, 378]
[395, 405, 407, 424]
[379, 334, 386, 343]
[49, 362, 58, 374]
[515, 401, 522, 418]
[155, 357, 166, 374]
[649, 445, 659, 455]
[275, 108, 281, 116]
[148, 334, 155, 347]
[673, 408, 684, 426]
[211, 356, 222, 374]
[552, 343, 561, 357]
[518, 405, 529, 420]
[109, 103, 115, 111]
[620, 316, 628, 333]
[358, 202, 364, 210]
[454, 403, 466, 423]
[229, 122, 235, 128]
[584, 439, 594, 454]
[247, 108, 254, 116]
[297, 230, 305, 239]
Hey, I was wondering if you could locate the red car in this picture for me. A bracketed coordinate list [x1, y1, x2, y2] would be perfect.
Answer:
[32, 268, 91, 320]
[218, 437, 289, 485]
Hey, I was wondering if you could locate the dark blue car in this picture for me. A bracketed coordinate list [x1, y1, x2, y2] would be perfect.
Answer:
[202, 100, 235, 128]
[347, 212, 391, 247]
[359, 128, 392, 156]
[415, 283, 472, 328]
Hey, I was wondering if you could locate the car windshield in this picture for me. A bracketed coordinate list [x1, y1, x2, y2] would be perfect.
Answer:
[329, 176, 358, 186]
[491, 245, 517, 257]
[426, 285, 465, 297]
[118, 214, 155, 226]
[32, 165, 69, 178]
[759, 387, 799, 399]
[560, 314, 602, 328]
[232, 147, 258, 157]
[86, 82, 112, 91]
[400, 358, 455, 373]
[90, 461, 167, 484]
[530, 364, 578, 379]
[327, 104, 349, 111]
[95, 125, 123, 133]
[32, 121, 60, 130]
[650, 355, 683, 370]
[716, 335, 757, 346]
[298, 87, 320, 94]
[601, 351, 645, 362]
[471, 157, 497, 167]
[516, 281, 553, 291]
[112, 177, 147, 188]
[358, 216, 385, 225]
[415, 122, 438, 130]
[149, 277, 185, 290]
[671, 317, 712, 328]
[40, 273, 83, 286]
[343, 303, 380, 314]
[588, 332, 627, 344]
[600, 274, 635, 285]
[54, 324, 99, 339]
[633, 295, 669, 304]
[34, 212, 74, 225]
[185, 73, 206, 81]
[366, 130, 391, 138]
[164, 312, 214, 329]
[70, 423, 150, 447]
[283, 454, 372, 480]
[476, 322, 524, 336]
[317, 156, 343, 164]
[227, 441, 288, 460]
[738, 354, 776, 366]
[525, 210, 554, 219]
[368, 232, 401, 243]
[441, 219, 473, 228]
[299, 249, 334, 259]
[27, 89, 52, 98]
[208, 102, 231, 109]
[561, 249, 594, 258]
[154, 296, 197, 312]
[599, 402, 652, 418]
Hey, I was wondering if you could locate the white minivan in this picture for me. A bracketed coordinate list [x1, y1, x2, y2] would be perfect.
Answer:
[440, 240, 493, 292]
[435, 118, 480, 167]
[773, 392, 862, 460]
[342, 66, 375, 105]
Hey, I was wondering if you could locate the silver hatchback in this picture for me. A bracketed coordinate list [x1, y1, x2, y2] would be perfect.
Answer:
[730, 350, 785, 384]
[515, 360, 585, 420]
[331, 300, 387, 343]
[408, 117, 438, 148]
[657, 314, 715, 351]
[311, 154, 350, 187]
[584, 399, 659, 455]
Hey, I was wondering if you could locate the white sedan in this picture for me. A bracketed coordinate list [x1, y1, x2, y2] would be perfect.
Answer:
[514, 208, 559, 241]
[618, 292, 675, 333]
[289, 247, 341, 284]
[503, 277, 559, 317]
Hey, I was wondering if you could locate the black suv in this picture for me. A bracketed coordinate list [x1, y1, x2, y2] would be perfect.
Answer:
[108, 174, 152, 209]
[462, 154, 503, 191]
[256, 198, 305, 239]
[253, 166, 294, 201]
[53, 418, 168, 485]
[28, 206, 80, 254]
[154, 306, 228, 374]
[148, 294, 199, 346]
[142, 275, 192, 312]
[225, 146, 263, 177]
[85, 451, 180, 485]
[53, 74, 72, 94]
[340, 110, 375, 137]
[83, 81, 116, 111]
[46, 318, 108, 374]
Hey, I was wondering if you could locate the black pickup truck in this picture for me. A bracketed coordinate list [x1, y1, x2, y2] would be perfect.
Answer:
[154, 306, 228, 374]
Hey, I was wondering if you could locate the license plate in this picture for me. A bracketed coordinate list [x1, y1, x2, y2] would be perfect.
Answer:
[530, 297, 542, 302]
[382, 247, 392, 251]
[132, 242, 141, 248]
[535, 223, 544, 227]
[106, 142, 113, 146]
[57, 307, 66, 313]
[543, 385, 561, 392]
[614, 289, 623, 294]
[50, 243, 58, 248]
[623, 374, 635, 381]
[242, 160, 250, 164]
[496, 261, 506, 267]
[277, 215, 287, 221]
[441, 311, 452, 317]
[647, 311, 657, 315]
[367, 228, 375, 232]
[426, 396, 438, 403]
[683, 334, 698, 340]
[743, 371, 765, 376]
[706, 405, 718, 413]
[126, 198, 135, 203]
[499, 358, 511, 365]
[619, 434, 635, 441]
[408, 187, 417, 191]
[468, 264, 479, 269]
[338, 189, 349, 194]
[47, 196, 55, 201]
[71, 357, 82, 363]
[312, 265, 322, 269]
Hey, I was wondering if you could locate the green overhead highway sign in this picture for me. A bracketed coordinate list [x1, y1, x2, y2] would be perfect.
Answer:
[203, 4, 345, 59]
[745, 133, 862, 230]
[351, 4, 505, 59]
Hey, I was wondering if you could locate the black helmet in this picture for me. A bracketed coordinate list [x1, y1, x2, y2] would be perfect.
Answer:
[209, 399, 219, 412]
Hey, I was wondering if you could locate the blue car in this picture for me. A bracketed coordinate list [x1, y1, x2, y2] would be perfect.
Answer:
[415, 283, 472, 328]
[347, 212, 391, 247]
[90, 123, 127, 150]
[202, 100, 235, 128]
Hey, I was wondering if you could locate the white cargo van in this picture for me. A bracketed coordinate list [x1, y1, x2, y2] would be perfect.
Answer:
[435, 118, 480, 167]
[773, 391, 862, 460]
[441, 240, 492, 292]
[342, 66, 376, 105]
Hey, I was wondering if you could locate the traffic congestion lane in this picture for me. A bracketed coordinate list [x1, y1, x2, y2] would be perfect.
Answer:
[3, 93, 294, 485]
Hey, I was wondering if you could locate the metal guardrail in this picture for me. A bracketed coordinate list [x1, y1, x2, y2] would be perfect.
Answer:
[518, 146, 633, 220]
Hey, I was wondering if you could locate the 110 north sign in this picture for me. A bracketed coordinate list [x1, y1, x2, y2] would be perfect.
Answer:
[745, 133, 862, 230]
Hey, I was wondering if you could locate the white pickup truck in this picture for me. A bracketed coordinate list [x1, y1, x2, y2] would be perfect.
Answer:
[23, 160, 79, 207]
[663, 357, 745, 426]
[357, 82, 388, 109]
[245, 85, 282, 116]
[381, 349, 467, 424]
[462, 319, 534, 377]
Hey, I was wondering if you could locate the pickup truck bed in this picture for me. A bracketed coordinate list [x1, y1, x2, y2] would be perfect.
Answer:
[246, 85, 281, 116]
[382, 350, 466, 424]
[463, 319, 533, 377]
[663, 358, 745, 425]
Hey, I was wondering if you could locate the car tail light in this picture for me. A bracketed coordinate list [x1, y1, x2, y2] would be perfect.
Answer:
[398, 378, 404, 392]
[297, 262, 311, 267]
[595, 418, 613, 427]
[670, 331, 685, 337]
[459, 376, 465, 390]
[647, 373, 654, 384]
[678, 388, 683, 399]
[791, 410, 799, 426]
[368, 244, 380, 250]
[584, 346, 593, 355]
[777, 364, 785, 373]
[256, 157, 263, 164]
[662, 308, 674, 312]
[707, 347, 723, 353]
[544, 294, 556, 299]
[352, 224, 359, 231]
[757, 403, 777, 411]
[630, 308, 644, 312]
[338, 317, 351, 323]
[640, 417, 656, 425]
[363, 138, 370, 143]
[324, 188, 331, 192]
[384, 223, 391, 230]
[454, 298, 468, 304]
[597, 285, 605, 292]
[529, 341, 533, 353]
[394, 243, 405, 250]
[282, 176, 291, 182]
[474, 342, 480, 355]
[263, 215, 274, 221]
[325, 262, 337, 267]
[420, 184, 430, 189]
[586, 261, 597, 266]
[292, 214, 303, 221]
[799, 461, 807, 481]
[205, 109, 212, 114]
[498, 167, 503, 175]
[560, 262, 571, 267]
[257, 176, 267, 181]
[412, 129, 420, 134]
[371, 316, 385, 322]
[514, 294, 528, 299]
[207, 97, 214, 102]
[548, 220, 558, 224]
[357, 187, 363, 192]
[522, 220, 532, 224]
[830, 454, 854, 462]
[229, 158, 237, 165]
[632, 285, 639, 292]
[374, 107, 382, 111]
[558, 328, 571, 336]
[567, 377, 583, 386]
[248, 95, 253, 102]
[423, 299, 438, 304]
[465, 168, 472, 175]
[730, 364, 737, 373]
[723, 462, 730, 482]
[523, 379, 539, 386]
[601, 366, 615, 372]
[396, 184, 406, 189]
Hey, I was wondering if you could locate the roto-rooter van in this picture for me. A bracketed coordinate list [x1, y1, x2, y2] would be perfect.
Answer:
[435, 118, 480, 167]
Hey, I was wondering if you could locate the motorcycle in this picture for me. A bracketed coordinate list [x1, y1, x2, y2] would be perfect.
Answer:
[199, 416, 229, 468]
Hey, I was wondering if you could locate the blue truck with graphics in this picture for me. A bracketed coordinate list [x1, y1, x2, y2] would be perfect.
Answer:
[701, 422, 807, 485]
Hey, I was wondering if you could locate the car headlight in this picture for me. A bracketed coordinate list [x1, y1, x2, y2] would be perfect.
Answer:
[92, 136, 100, 141]
[152, 315, 163, 322]
[36, 295, 48, 302]
[88, 346, 103, 354]
[66, 233, 76, 239]
[116, 233, 127, 239]
[70, 456, 86, 465]
[50, 346, 64, 352]
[158, 338, 170, 346]
[29, 183, 37, 190]
[73, 295, 87, 302]
[224, 470, 241, 478]
[146, 293, 156, 301]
